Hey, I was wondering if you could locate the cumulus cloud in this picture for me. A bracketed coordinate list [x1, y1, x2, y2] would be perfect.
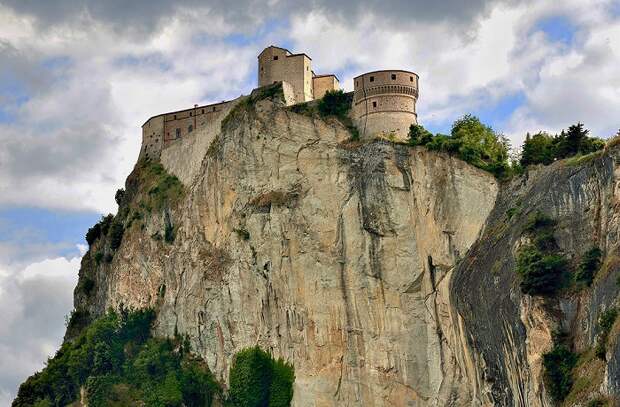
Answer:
[1, 0, 620, 402]
[0, 250, 82, 405]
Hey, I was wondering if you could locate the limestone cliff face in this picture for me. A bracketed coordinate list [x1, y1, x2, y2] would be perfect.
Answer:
[73, 90, 620, 406]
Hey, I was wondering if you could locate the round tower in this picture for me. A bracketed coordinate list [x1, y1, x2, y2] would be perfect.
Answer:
[352, 70, 419, 142]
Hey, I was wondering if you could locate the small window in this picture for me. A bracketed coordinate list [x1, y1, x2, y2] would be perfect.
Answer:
[190, 112, 192, 117]
[410, 76, 414, 82]
[391, 74, 396, 80]
[372, 101, 377, 108]
[202, 109, 205, 114]
[188, 124, 193, 133]
[173, 115, 176, 119]
[175, 128, 181, 138]
[369, 76, 374, 82]
[261, 67, 264, 71]
[273, 55, 278, 60]
[213, 107, 216, 112]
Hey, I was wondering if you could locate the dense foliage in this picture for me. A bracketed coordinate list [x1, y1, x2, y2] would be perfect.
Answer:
[13, 309, 220, 407]
[408, 115, 511, 178]
[575, 247, 603, 286]
[85, 214, 114, 246]
[520, 123, 605, 167]
[515, 212, 567, 295]
[318, 90, 350, 119]
[229, 346, 295, 407]
[15, 310, 295, 407]
[543, 342, 578, 402]
[595, 308, 618, 360]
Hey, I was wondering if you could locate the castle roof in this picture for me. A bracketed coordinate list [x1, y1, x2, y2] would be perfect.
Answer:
[141, 100, 231, 127]
[353, 69, 419, 80]
[258, 45, 312, 60]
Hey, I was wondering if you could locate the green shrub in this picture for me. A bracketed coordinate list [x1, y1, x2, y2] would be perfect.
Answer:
[228, 346, 295, 407]
[406, 115, 512, 179]
[268, 358, 295, 407]
[318, 90, 350, 119]
[515, 212, 567, 296]
[408, 124, 434, 146]
[86, 223, 101, 246]
[79, 277, 95, 295]
[115, 188, 126, 206]
[543, 343, 578, 401]
[14, 309, 221, 407]
[575, 247, 602, 286]
[94, 251, 104, 264]
[165, 222, 175, 243]
[109, 221, 125, 250]
[516, 246, 566, 295]
[524, 211, 555, 232]
[519, 123, 605, 168]
[595, 308, 618, 360]
[229, 346, 273, 407]
[100, 214, 114, 235]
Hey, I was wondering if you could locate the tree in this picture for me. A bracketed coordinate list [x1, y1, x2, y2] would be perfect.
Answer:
[520, 132, 554, 166]
[564, 122, 589, 156]
[115, 189, 126, 206]
[317, 90, 350, 119]
[109, 221, 124, 250]
[408, 124, 433, 146]
[450, 115, 510, 176]
[229, 346, 273, 407]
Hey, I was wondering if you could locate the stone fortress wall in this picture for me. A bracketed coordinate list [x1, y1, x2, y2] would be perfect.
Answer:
[140, 46, 419, 159]
[140, 100, 232, 160]
[352, 70, 419, 142]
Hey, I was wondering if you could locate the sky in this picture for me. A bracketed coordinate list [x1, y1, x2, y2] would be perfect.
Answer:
[0, 0, 619, 403]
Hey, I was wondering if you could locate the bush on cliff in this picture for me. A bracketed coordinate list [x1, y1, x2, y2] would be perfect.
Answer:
[543, 342, 578, 402]
[515, 212, 568, 296]
[109, 220, 125, 250]
[575, 247, 603, 286]
[595, 308, 618, 360]
[229, 346, 295, 407]
[13, 308, 222, 407]
[407, 115, 511, 179]
[85, 214, 114, 246]
[318, 89, 350, 120]
[519, 123, 605, 167]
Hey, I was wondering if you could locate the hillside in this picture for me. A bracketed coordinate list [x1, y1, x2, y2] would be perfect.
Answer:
[14, 85, 620, 406]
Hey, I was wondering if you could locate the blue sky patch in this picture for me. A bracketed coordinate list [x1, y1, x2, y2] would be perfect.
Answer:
[534, 15, 576, 45]
[0, 207, 101, 259]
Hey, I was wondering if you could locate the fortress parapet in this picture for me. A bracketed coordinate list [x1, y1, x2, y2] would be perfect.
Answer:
[352, 70, 419, 142]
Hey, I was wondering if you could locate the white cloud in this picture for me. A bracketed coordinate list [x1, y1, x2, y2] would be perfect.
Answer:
[0, 250, 82, 403]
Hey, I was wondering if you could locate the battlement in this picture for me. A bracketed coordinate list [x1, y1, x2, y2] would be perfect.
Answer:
[139, 45, 419, 158]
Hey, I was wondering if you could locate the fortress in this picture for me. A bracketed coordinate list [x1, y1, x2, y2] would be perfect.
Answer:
[141, 46, 418, 159]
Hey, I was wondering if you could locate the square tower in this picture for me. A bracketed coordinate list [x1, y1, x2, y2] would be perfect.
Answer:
[258, 46, 313, 104]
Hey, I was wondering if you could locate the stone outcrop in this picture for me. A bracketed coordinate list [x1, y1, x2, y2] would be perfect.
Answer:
[72, 88, 620, 406]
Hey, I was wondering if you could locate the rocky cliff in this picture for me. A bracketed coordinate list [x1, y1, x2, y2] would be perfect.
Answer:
[69, 87, 620, 406]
